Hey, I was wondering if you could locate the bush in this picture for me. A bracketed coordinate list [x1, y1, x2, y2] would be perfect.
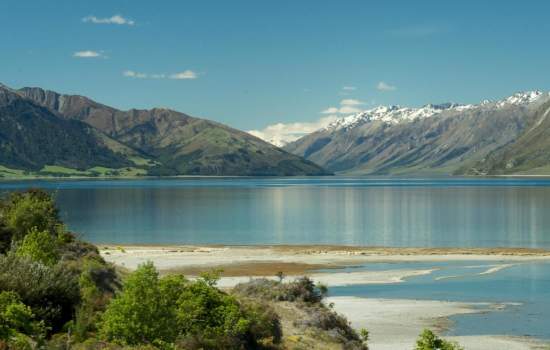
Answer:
[0, 254, 80, 333]
[232, 276, 325, 304]
[99, 262, 177, 345]
[0, 221, 10, 254]
[100, 263, 281, 349]
[1, 189, 62, 242]
[415, 329, 463, 350]
[15, 227, 60, 266]
[0, 291, 45, 344]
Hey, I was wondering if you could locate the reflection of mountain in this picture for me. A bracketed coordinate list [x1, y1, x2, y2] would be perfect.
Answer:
[285, 92, 550, 175]
[51, 179, 550, 247]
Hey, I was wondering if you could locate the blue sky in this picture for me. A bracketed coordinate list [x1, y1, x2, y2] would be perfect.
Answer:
[2, 0, 550, 139]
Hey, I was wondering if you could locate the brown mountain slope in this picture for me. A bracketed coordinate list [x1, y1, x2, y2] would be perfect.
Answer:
[17, 86, 328, 176]
[463, 101, 550, 175]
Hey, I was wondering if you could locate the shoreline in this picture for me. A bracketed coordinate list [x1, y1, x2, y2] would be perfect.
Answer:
[100, 244, 550, 273]
[100, 244, 550, 350]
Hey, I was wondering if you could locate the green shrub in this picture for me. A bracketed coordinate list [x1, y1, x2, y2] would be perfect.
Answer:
[232, 276, 326, 304]
[415, 329, 463, 350]
[0, 254, 80, 333]
[1, 189, 62, 242]
[100, 263, 281, 349]
[0, 291, 45, 343]
[16, 227, 59, 266]
[99, 262, 178, 345]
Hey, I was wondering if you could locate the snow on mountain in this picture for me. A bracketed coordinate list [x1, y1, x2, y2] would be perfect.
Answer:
[323, 91, 548, 132]
[495, 91, 545, 108]
[324, 103, 464, 131]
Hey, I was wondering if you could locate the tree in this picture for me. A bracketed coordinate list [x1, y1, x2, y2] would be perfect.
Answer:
[1, 189, 62, 242]
[416, 329, 463, 350]
[16, 227, 59, 266]
[99, 262, 178, 345]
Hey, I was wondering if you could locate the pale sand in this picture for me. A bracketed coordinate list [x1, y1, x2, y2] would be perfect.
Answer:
[326, 296, 546, 350]
[100, 245, 550, 274]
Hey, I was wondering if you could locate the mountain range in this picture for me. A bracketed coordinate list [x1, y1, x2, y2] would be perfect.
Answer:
[284, 91, 550, 175]
[0, 84, 328, 177]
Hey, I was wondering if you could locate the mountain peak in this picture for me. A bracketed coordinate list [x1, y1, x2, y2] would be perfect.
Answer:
[496, 91, 545, 108]
[324, 102, 461, 131]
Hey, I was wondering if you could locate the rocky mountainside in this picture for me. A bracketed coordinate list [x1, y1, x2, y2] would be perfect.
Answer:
[0, 85, 131, 171]
[0, 83, 328, 176]
[465, 100, 550, 175]
[284, 92, 550, 175]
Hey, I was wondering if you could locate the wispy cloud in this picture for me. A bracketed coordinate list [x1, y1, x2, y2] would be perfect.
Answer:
[82, 15, 135, 26]
[342, 86, 356, 91]
[376, 81, 396, 91]
[248, 116, 338, 147]
[169, 70, 198, 80]
[322, 99, 366, 114]
[73, 50, 106, 58]
[340, 99, 365, 106]
[123, 70, 199, 80]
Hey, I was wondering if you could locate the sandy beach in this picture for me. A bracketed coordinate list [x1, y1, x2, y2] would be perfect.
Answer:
[101, 245, 550, 350]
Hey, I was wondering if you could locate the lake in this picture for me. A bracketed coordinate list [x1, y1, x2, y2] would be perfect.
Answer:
[329, 260, 550, 340]
[1, 177, 550, 247]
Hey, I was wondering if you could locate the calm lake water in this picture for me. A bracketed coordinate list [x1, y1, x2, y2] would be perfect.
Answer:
[329, 260, 550, 340]
[1, 177, 550, 247]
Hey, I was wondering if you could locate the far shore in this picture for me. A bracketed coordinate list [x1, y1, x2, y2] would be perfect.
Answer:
[100, 244, 550, 350]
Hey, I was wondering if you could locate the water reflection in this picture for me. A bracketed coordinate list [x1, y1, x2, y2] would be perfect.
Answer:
[1, 178, 550, 247]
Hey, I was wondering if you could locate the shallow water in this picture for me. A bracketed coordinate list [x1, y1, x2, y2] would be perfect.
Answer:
[328, 260, 550, 340]
[1, 177, 550, 247]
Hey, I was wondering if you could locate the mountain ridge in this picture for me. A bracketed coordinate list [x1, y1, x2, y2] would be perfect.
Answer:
[1, 84, 329, 176]
[284, 91, 550, 175]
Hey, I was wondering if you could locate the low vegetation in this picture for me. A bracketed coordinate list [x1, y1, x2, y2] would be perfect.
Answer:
[0, 189, 461, 349]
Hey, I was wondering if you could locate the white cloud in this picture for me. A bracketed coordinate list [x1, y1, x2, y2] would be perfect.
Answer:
[321, 99, 366, 115]
[377, 81, 396, 91]
[73, 50, 105, 58]
[338, 106, 361, 114]
[248, 115, 338, 147]
[123, 70, 198, 80]
[340, 99, 365, 106]
[342, 86, 356, 91]
[123, 70, 147, 78]
[82, 15, 135, 26]
[169, 70, 198, 80]
[321, 107, 339, 114]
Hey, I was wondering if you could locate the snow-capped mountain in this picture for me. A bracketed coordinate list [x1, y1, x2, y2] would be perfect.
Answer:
[324, 103, 465, 131]
[324, 91, 547, 132]
[284, 91, 550, 175]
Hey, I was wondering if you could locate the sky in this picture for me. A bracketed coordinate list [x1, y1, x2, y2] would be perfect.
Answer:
[2, 0, 550, 144]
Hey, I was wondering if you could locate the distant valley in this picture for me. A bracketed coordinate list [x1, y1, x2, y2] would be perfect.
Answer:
[0, 83, 328, 177]
[283, 91, 550, 175]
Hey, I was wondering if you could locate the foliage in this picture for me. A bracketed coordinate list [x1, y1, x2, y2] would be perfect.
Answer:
[99, 262, 177, 345]
[72, 258, 118, 341]
[0, 291, 45, 344]
[0, 254, 80, 333]
[0, 221, 10, 254]
[1, 189, 61, 242]
[415, 329, 463, 350]
[233, 278, 366, 350]
[232, 276, 326, 304]
[16, 227, 59, 266]
[100, 263, 281, 349]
